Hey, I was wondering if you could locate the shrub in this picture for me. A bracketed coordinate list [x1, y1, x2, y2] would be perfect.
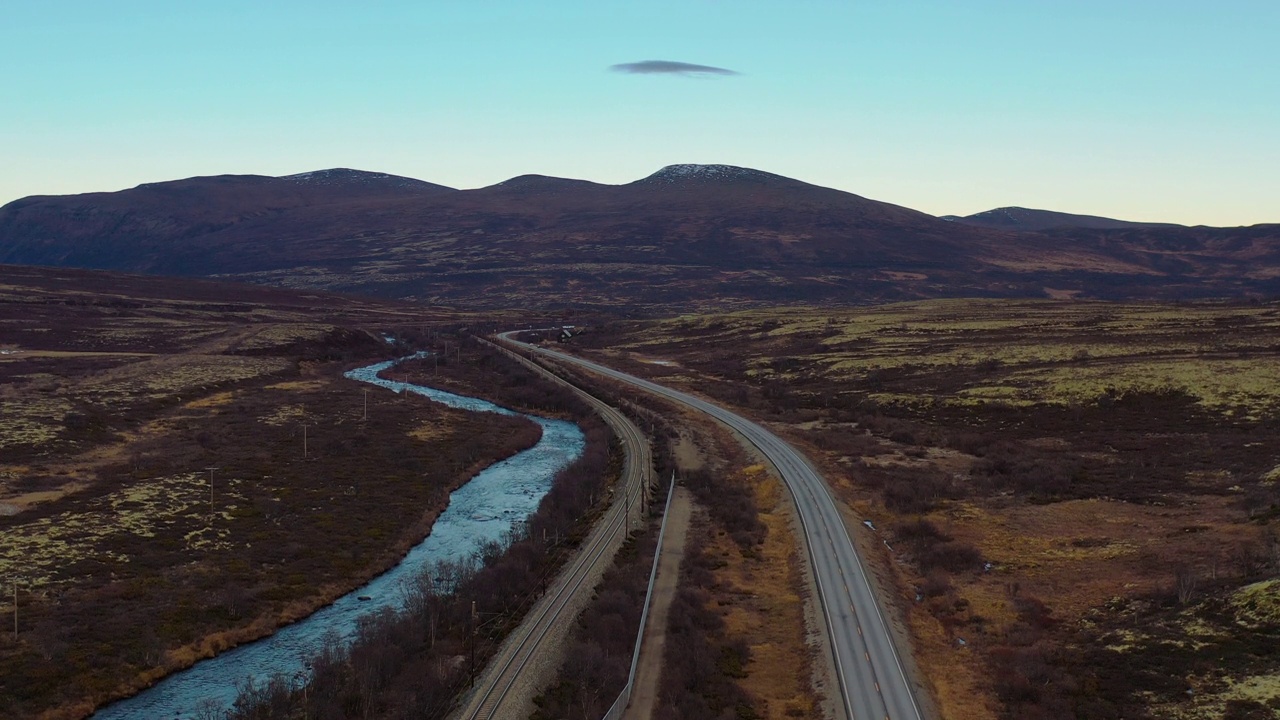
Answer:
[918, 541, 983, 573]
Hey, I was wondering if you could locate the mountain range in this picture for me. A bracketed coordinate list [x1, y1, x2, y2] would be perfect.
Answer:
[942, 206, 1181, 232]
[2, 164, 1277, 311]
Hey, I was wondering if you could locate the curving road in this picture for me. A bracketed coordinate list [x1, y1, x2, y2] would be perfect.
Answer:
[454, 339, 651, 720]
[500, 334, 924, 720]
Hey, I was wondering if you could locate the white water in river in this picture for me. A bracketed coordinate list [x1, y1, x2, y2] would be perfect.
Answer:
[93, 357, 584, 719]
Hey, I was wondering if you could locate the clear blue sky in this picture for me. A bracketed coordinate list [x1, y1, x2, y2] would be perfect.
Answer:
[3, 1, 1277, 225]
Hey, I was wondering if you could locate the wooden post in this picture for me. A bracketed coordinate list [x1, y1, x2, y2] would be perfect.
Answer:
[12, 581, 16, 640]
[469, 600, 477, 687]
[363, 389, 368, 421]
[204, 467, 217, 521]
[303, 424, 308, 459]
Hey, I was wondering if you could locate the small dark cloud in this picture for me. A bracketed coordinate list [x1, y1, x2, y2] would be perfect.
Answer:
[610, 60, 740, 77]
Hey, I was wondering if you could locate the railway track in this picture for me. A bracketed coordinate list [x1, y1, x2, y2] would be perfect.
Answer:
[454, 339, 651, 720]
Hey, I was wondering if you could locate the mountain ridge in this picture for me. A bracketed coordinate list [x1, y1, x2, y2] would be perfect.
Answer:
[945, 206, 1187, 232]
[1, 165, 1277, 311]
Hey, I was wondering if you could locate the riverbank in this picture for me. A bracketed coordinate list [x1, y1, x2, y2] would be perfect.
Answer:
[2, 357, 542, 720]
[221, 351, 619, 719]
[85, 429, 541, 720]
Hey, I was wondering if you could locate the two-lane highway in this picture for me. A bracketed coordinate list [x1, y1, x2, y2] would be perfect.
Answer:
[501, 334, 924, 720]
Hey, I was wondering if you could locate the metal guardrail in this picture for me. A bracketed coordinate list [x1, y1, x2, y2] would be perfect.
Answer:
[601, 472, 677, 720]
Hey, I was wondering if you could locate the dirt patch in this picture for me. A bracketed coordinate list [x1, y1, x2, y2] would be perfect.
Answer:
[626, 486, 694, 720]
[672, 432, 705, 474]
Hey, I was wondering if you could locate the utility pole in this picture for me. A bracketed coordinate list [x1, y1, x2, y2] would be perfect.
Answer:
[204, 467, 218, 520]
[303, 424, 308, 459]
[363, 389, 368, 421]
[470, 600, 478, 687]
[12, 581, 16, 640]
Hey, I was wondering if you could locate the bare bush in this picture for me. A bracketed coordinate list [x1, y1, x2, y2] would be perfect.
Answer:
[1174, 565, 1198, 605]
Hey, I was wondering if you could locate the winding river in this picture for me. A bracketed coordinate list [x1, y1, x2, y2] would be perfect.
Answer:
[93, 357, 585, 719]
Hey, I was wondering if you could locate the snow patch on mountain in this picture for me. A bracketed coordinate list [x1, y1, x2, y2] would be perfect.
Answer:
[639, 164, 784, 185]
[284, 169, 428, 189]
[971, 207, 1034, 224]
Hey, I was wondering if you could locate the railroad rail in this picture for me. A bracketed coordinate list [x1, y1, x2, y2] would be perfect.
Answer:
[453, 338, 653, 720]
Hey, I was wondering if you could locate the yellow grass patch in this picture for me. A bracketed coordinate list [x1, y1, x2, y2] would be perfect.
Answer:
[0, 482, 89, 511]
[0, 397, 74, 450]
[80, 355, 292, 406]
[1223, 674, 1280, 706]
[0, 350, 155, 359]
[941, 496, 1254, 619]
[0, 472, 242, 587]
[1149, 672, 1280, 719]
[408, 422, 448, 442]
[981, 358, 1280, 417]
[259, 404, 308, 427]
[904, 610, 999, 720]
[648, 301, 1280, 419]
[712, 466, 819, 719]
[236, 323, 336, 351]
[263, 380, 329, 392]
[185, 391, 236, 409]
[1231, 579, 1280, 627]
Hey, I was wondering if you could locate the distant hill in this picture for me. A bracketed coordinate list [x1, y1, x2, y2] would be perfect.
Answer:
[2, 165, 1277, 311]
[943, 206, 1181, 232]
[0, 169, 454, 273]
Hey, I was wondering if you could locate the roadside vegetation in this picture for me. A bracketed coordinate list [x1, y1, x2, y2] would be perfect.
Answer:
[569, 299, 1280, 720]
